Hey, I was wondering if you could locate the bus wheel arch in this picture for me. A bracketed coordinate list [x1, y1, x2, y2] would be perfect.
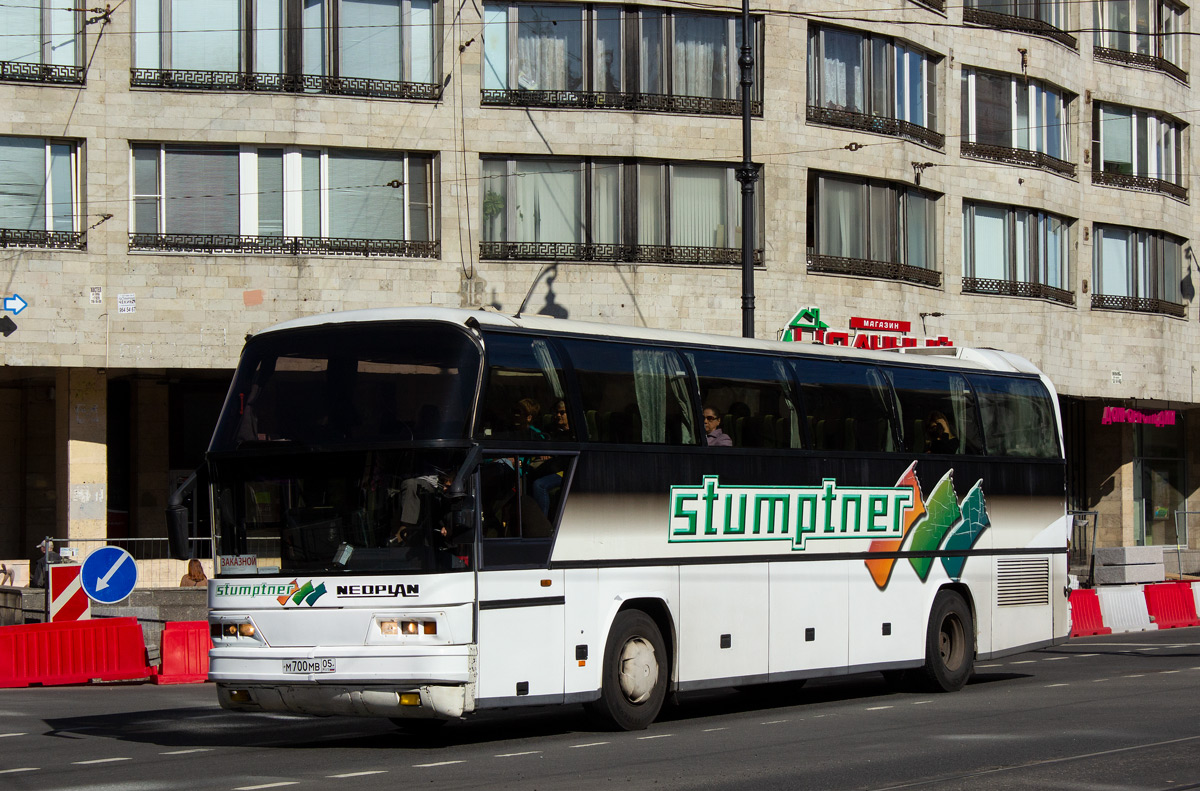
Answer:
[587, 600, 674, 731]
[920, 585, 976, 693]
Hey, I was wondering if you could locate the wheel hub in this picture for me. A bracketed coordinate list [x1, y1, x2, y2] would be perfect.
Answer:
[618, 636, 658, 704]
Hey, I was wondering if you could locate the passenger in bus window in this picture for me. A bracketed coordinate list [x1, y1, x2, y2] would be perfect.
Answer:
[704, 407, 732, 447]
[925, 411, 958, 454]
[531, 400, 571, 514]
[496, 397, 546, 441]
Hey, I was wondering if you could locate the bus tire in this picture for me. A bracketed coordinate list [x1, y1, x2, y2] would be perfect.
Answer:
[919, 590, 974, 692]
[588, 609, 668, 731]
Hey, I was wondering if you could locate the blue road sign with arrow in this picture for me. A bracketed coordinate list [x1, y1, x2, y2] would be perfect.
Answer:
[81, 546, 138, 604]
[4, 294, 27, 315]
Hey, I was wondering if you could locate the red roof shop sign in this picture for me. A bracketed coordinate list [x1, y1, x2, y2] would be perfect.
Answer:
[783, 307, 952, 350]
[1101, 407, 1176, 427]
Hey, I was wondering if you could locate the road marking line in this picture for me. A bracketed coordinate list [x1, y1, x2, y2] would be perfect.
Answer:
[1124, 674, 1145, 678]
[0, 768, 38, 774]
[571, 742, 610, 748]
[638, 734, 672, 740]
[975, 663, 1001, 668]
[495, 751, 542, 758]
[1093, 678, 1110, 682]
[1139, 647, 1161, 651]
[866, 706, 893, 711]
[414, 761, 465, 768]
[0, 733, 26, 738]
[912, 701, 932, 705]
[1043, 656, 1070, 661]
[234, 783, 299, 790]
[1074, 653, 1098, 658]
[1159, 670, 1180, 674]
[161, 749, 212, 755]
[703, 727, 727, 732]
[1045, 684, 1069, 687]
[762, 720, 788, 725]
[72, 758, 132, 765]
[1010, 660, 1037, 665]
[328, 771, 388, 778]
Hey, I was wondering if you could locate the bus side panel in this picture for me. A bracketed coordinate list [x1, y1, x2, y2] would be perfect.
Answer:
[593, 566, 679, 687]
[679, 564, 768, 687]
[846, 565, 928, 670]
[768, 561, 848, 679]
[563, 567, 601, 699]
[476, 569, 565, 703]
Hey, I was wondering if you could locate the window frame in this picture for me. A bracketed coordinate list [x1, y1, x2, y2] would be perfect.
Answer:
[1091, 224, 1186, 316]
[129, 142, 438, 256]
[1093, 0, 1188, 80]
[0, 0, 83, 84]
[961, 200, 1074, 305]
[960, 66, 1075, 176]
[1092, 102, 1187, 199]
[0, 134, 83, 249]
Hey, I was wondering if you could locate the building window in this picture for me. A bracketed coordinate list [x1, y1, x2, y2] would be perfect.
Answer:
[1092, 225, 1185, 316]
[481, 4, 762, 116]
[0, 135, 83, 250]
[129, 143, 437, 257]
[1094, 0, 1187, 81]
[806, 171, 940, 286]
[131, 0, 440, 99]
[1093, 104, 1187, 200]
[963, 0, 1074, 48]
[960, 67, 1074, 177]
[478, 157, 763, 265]
[806, 26, 943, 148]
[962, 202, 1073, 305]
[0, 0, 83, 84]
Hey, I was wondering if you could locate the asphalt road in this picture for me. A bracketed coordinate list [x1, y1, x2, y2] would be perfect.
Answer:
[1, 629, 1198, 791]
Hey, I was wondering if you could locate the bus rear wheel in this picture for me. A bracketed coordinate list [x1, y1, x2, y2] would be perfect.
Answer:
[587, 610, 668, 731]
[920, 590, 974, 692]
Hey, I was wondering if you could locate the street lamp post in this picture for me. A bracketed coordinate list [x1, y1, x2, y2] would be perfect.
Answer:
[736, 0, 758, 339]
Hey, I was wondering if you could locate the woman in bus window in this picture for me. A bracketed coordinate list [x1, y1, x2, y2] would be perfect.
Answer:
[925, 411, 958, 454]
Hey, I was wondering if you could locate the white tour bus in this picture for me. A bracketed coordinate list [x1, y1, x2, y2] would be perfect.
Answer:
[171, 307, 1069, 730]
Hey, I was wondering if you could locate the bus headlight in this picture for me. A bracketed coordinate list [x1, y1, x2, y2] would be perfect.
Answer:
[211, 617, 264, 644]
[375, 617, 436, 637]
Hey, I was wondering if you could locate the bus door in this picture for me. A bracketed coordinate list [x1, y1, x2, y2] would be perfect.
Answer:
[474, 452, 573, 705]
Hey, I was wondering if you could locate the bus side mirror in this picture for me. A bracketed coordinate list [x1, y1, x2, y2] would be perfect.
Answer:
[166, 505, 191, 560]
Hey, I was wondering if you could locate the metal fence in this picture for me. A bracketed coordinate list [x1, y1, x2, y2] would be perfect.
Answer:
[41, 536, 212, 562]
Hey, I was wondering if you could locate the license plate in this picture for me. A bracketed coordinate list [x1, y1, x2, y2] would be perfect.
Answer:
[282, 658, 335, 674]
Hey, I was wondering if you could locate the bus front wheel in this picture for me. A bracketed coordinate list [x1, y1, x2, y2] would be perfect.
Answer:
[920, 590, 974, 692]
[588, 609, 668, 731]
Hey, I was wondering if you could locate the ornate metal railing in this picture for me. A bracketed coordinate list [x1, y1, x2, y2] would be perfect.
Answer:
[479, 241, 763, 266]
[807, 252, 941, 287]
[806, 106, 944, 148]
[1093, 47, 1188, 83]
[960, 141, 1076, 177]
[962, 277, 1075, 306]
[130, 69, 442, 100]
[1091, 293, 1186, 317]
[0, 60, 85, 85]
[0, 228, 86, 250]
[480, 88, 762, 117]
[962, 8, 1077, 48]
[909, 0, 945, 12]
[128, 233, 440, 258]
[1092, 171, 1188, 201]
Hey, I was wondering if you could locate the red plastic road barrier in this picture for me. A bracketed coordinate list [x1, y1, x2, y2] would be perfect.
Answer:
[1142, 582, 1200, 630]
[153, 621, 212, 684]
[1069, 589, 1111, 637]
[0, 617, 153, 688]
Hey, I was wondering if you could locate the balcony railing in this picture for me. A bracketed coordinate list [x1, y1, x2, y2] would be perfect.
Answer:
[960, 141, 1076, 178]
[0, 228, 86, 250]
[480, 89, 762, 117]
[1093, 47, 1188, 84]
[129, 234, 440, 258]
[130, 69, 442, 100]
[1091, 293, 1187, 317]
[962, 277, 1075, 306]
[962, 8, 1077, 48]
[807, 252, 941, 287]
[1, 60, 85, 85]
[909, 0, 945, 12]
[479, 241, 763, 266]
[807, 106, 944, 149]
[1092, 171, 1188, 201]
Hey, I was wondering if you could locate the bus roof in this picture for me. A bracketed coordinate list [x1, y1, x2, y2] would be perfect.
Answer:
[253, 306, 1044, 377]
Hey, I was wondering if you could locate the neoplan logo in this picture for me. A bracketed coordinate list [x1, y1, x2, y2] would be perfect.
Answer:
[336, 583, 420, 598]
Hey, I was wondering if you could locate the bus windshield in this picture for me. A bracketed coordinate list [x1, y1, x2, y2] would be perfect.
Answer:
[211, 322, 479, 451]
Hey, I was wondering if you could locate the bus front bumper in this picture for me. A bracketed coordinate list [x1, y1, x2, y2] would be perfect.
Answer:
[217, 682, 472, 719]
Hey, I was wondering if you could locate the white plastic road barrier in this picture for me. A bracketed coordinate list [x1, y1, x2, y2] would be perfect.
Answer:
[1097, 585, 1157, 632]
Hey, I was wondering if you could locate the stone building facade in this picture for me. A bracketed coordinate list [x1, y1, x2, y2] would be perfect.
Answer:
[0, 0, 1196, 577]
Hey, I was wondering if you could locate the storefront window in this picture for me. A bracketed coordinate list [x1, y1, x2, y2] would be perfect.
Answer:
[1134, 418, 1186, 546]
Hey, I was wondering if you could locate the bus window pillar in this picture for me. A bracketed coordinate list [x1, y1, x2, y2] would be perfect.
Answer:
[55, 368, 107, 545]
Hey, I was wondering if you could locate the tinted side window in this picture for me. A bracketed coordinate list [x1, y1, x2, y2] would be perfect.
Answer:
[688, 349, 802, 448]
[793, 360, 897, 452]
[886, 367, 983, 455]
[561, 340, 697, 445]
[970, 375, 1060, 458]
[478, 334, 574, 441]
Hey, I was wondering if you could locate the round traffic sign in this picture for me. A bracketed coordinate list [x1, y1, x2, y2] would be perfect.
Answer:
[80, 546, 138, 604]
